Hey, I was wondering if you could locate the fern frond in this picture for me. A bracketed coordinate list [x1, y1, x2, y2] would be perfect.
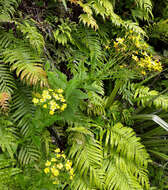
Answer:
[79, 14, 98, 31]
[134, 0, 153, 19]
[69, 129, 105, 189]
[16, 20, 45, 54]
[0, 0, 21, 22]
[0, 30, 17, 48]
[0, 92, 10, 113]
[53, 21, 73, 45]
[72, 27, 103, 61]
[134, 85, 168, 110]
[11, 83, 35, 137]
[0, 63, 16, 94]
[103, 123, 150, 189]
[0, 117, 18, 158]
[18, 144, 41, 165]
[0, 159, 21, 184]
[2, 43, 48, 87]
[87, 81, 105, 116]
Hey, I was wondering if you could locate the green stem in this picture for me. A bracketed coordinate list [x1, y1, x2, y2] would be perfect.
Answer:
[105, 79, 123, 109]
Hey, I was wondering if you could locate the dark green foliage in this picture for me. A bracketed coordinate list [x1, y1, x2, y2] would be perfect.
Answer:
[0, 0, 168, 189]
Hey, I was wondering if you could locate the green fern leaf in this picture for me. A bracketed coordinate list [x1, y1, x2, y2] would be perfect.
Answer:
[2, 43, 48, 87]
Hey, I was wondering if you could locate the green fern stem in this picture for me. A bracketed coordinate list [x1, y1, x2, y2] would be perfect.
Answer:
[105, 79, 124, 109]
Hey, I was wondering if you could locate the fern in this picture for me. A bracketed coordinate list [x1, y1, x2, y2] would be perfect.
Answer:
[72, 26, 103, 61]
[16, 19, 45, 54]
[0, 117, 18, 158]
[53, 20, 73, 45]
[0, 63, 16, 94]
[0, 0, 21, 22]
[134, 85, 168, 111]
[103, 123, 150, 190]
[18, 144, 41, 165]
[0, 159, 21, 186]
[68, 126, 105, 189]
[87, 81, 105, 116]
[133, 0, 153, 20]
[68, 122, 150, 190]
[2, 42, 48, 87]
[79, 14, 98, 31]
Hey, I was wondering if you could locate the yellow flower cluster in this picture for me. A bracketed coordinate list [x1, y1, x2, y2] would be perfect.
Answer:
[132, 53, 162, 73]
[113, 38, 126, 51]
[112, 33, 163, 75]
[44, 148, 74, 185]
[32, 88, 67, 115]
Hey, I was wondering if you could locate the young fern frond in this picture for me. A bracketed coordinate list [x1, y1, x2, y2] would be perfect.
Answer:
[2, 43, 48, 87]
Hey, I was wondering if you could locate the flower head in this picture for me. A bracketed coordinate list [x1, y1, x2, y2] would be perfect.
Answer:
[45, 160, 51, 167]
[55, 148, 60, 153]
[44, 167, 50, 174]
[32, 98, 39, 104]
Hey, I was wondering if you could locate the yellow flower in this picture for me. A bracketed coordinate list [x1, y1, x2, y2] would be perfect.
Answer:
[60, 104, 67, 111]
[142, 51, 148, 57]
[45, 160, 51, 167]
[66, 165, 71, 170]
[116, 38, 124, 43]
[43, 104, 47, 108]
[53, 93, 60, 100]
[113, 41, 118, 48]
[57, 88, 63, 93]
[51, 168, 59, 176]
[40, 98, 46, 103]
[51, 158, 57, 162]
[56, 154, 61, 158]
[62, 154, 66, 159]
[48, 89, 53, 92]
[141, 71, 146, 75]
[49, 110, 54, 115]
[70, 168, 74, 175]
[132, 55, 139, 62]
[55, 148, 60, 153]
[53, 181, 59, 184]
[57, 163, 63, 169]
[43, 90, 49, 95]
[46, 95, 51, 100]
[67, 160, 72, 166]
[32, 98, 39, 104]
[70, 175, 73, 180]
[44, 167, 50, 174]
[65, 161, 72, 170]
[60, 98, 66, 102]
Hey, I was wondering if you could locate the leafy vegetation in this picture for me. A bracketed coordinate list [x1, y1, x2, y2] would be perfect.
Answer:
[0, 0, 168, 189]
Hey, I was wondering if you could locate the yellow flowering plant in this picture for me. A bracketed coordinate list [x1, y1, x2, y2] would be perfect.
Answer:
[43, 148, 74, 189]
[112, 32, 163, 76]
[32, 88, 67, 115]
